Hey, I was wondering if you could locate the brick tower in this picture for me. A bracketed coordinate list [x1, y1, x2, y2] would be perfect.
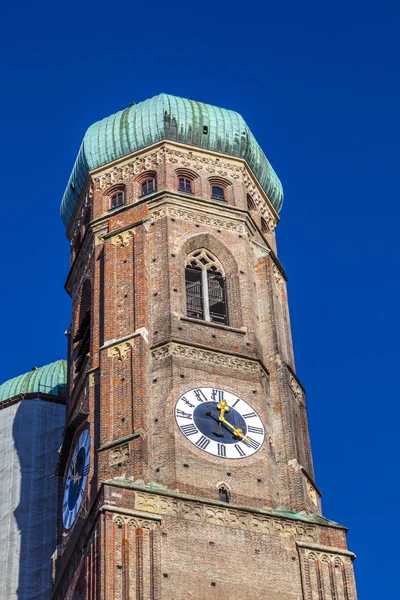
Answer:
[53, 94, 357, 599]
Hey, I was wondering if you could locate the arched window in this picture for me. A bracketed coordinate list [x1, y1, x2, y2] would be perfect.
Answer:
[141, 177, 156, 197]
[247, 194, 257, 212]
[110, 190, 124, 209]
[219, 486, 230, 503]
[185, 249, 228, 325]
[178, 177, 193, 194]
[261, 216, 269, 234]
[73, 281, 91, 373]
[211, 185, 226, 202]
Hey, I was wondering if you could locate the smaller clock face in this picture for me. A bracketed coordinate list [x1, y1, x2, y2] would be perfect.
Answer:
[62, 429, 90, 530]
[175, 388, 265, 459]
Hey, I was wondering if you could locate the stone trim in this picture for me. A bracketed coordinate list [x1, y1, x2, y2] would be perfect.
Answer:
[133, 490, 318, 542]
[149, 204, 245, 234]
[296, 541, 356, 560]
[151, 341, 268, 377]
[180, 316, 247, 335]
[105, 480, 346, 530]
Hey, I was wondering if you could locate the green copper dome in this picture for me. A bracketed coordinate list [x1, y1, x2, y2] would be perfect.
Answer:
[61, 94, 283, 227]
[0, 360, 67, 403]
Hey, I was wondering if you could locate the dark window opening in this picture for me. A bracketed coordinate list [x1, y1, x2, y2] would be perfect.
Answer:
[211, 186, 226, 201]
[261, 217, 269, 234]
[141, 178, 156, 196]
[247, 194, 257, 212]
[219, 487, 230, 503]
[185, 250, 228, 326]
[178, 177, 193, 193]
[203, 125, 209, 134]
[74, 282, 91, 373]
[185, 268, 204, 320]
[111, 191, 124, 209]
[207, 272, 227, 324]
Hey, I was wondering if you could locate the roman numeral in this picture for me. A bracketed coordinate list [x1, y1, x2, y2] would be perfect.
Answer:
[247, 426, 264, 435]
[181, 396, 195, 408]
[243, 412, 257, 419]
[180, 424, 198, 437]
[84, 464, 90, 476]
[63, 500, 68, 510]
[195, 436, 210, 450]
[231, 398, 240, 408]
[217, 443, 227, 457]
[193, 389, 208, 403]
[242, 437, 260, 450]
[176, 409, 193, 420]
[211, 389, 224, 402]
[235, 444, 246, 457]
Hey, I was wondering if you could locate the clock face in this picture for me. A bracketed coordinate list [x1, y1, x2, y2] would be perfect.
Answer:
[175, 388, 265, 459]
[62, 428, 90, 530]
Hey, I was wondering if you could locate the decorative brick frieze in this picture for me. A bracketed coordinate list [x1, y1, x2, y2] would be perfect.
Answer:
[151, 341, 268, 377]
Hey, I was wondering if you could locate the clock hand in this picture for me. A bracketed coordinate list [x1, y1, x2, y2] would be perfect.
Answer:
[217, 414, 252, 444]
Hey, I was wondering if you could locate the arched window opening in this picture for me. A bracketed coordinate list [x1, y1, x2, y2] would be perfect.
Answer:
[110, 190, 124, 209]
[73, 231, 82, 253]
[185, 249, 228, 325]
[219, 487, 230, 503]
[73, 281, 91, 373]
[141, 177, 156, 197]
[261, 216, 269, 234]
[247, 194, 257, 212]
[211, 185, 226, 202]
[178, 177, 193, 194]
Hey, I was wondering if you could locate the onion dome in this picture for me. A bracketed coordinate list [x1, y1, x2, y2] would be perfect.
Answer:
[61, 93, 283, 227]
[0, 360, 67, 403]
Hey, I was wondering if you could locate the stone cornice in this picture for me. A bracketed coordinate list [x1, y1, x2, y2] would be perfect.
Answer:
[105, 480, 346, 531]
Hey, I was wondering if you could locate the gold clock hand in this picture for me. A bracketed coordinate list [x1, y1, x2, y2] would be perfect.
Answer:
[218, 414, 252, 444]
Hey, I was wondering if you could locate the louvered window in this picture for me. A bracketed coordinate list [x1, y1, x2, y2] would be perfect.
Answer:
[185, 250, 228, 325]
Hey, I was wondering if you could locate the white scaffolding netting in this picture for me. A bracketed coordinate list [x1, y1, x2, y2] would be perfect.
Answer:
[0, 399, 65, 600]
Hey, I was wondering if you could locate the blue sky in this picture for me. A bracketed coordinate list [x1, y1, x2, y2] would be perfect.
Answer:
[1, 0, 399, 595]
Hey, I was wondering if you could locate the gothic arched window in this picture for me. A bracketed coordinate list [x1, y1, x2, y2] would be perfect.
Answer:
[219, 486, 230, 503]
[185, 249, 228, 325]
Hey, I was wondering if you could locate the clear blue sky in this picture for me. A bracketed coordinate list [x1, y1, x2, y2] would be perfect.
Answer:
[1, 0, 398, 595]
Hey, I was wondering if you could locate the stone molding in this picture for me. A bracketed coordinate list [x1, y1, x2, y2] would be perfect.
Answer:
[91, 142, 278, 230]
[134, 490, 317, 542]
[149, 204, 245, 234]
[151, 342, 267, 377]
[110, 229, 136, 247]
[290, 374, 304, 402]
[103, 328, 149, 361]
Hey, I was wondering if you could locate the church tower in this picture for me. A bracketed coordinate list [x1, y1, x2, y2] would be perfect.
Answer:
[53, 94, 357, 599]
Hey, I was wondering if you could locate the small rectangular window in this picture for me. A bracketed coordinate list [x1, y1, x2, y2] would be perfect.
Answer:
[178, 177, 193, 193]
[141, 178, 155, 196]
[111, 191, 124, 209]
[211, 186, 226, 201]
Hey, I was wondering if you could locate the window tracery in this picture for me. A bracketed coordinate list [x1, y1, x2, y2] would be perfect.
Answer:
[185, 249, 228, 325]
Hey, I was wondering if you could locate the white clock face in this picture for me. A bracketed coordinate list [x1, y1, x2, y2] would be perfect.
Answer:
[175, 388, 265, 459]
[62, 428, 91, 530]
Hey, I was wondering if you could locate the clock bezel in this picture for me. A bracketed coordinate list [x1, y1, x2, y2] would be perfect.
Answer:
[175, 387, 265, 459]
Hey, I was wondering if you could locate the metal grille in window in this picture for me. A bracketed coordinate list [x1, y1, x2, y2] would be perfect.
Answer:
[141, 178, 155, 196]
[185, 249, 228, 325]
